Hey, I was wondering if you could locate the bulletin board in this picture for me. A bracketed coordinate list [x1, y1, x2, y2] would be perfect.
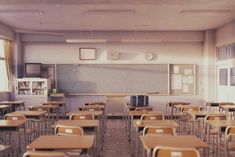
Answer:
[170, 64, 196, 95]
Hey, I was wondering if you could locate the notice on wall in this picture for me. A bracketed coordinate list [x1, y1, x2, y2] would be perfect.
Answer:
[184, 69, 192, 75]
[182, 76, 188, 83]
[183, 84, 189, 93]
[171, 74, 182, 89]
[187, 76, 194, 84]
[173, 66, 180, 74]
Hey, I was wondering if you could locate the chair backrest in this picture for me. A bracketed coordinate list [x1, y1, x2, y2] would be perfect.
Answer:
[135, 107, 153, 111]
[4, 114, 26, 120]
[30, 106, 49, 112]
[205, 115, 227, 121]
[152, 146, 200, 157]
[143, 126, 175, 136]
[225, 126, 235, 138]
[181, 107, 201, 112]
[82, 107, 102, 111]
[69, 114, 94, 120]
[219, 102, 234, 106]
[55, 125, 84, 136]
[140, 114, 164, 120]
[23, 150, 68, 157]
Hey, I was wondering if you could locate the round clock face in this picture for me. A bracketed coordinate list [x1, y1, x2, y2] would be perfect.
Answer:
[145, 52, 154, 60]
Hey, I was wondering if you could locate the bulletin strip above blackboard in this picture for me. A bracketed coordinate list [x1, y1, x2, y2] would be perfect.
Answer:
[56, 64, 170, 94]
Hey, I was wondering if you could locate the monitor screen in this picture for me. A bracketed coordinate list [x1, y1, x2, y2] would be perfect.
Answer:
[24, 63, 42, 77]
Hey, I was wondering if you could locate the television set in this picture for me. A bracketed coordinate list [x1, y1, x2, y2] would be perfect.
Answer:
[24, 63, 42, 77]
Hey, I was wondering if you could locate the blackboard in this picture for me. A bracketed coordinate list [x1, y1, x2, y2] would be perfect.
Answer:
[57, 64, 169, 94]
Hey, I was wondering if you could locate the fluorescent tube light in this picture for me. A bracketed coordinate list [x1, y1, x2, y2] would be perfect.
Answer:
[0, 10, 44, 14]
[66, 39, 107, 43]
[121, 39, 162, 43]
[180, 10, 231, 14]
[85, 9, 136, 15]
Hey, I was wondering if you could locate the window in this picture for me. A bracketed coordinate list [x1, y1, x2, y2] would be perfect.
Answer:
[231, 43, 235, 59]
[217, 45, 229, 61]
[0, 40, 9, 91]
[219, 68, 228, 86]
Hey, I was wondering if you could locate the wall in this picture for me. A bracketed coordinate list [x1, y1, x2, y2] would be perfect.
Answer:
[22, 31, 204, 111]
[0, 92, 9, 101]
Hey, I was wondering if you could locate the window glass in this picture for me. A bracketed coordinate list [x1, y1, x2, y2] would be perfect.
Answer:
[219, 68, 228, 86]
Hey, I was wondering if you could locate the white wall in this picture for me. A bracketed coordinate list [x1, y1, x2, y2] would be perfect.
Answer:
[22, 31, 205, 111]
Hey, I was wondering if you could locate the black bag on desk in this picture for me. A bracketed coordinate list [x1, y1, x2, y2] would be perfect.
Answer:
[137, 95, 149, 107]
[130, 95, 137, 107]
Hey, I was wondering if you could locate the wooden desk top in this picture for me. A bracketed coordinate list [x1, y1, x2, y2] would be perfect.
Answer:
[54, 120, 99, 128]
[219, 105, 235, 109]
[185, 111, 224, 117]
[0, 120, 26, 128]
[0, 100, 25, 105]
[29, 105, 58, 109]
[27, 135, 95, 150]
[174, 105, 205, 109]
[140, 135, 209, 150]
[207, 120, 235, 128]
[9, 111, 47, 117]
[0, 105, 11, 109]
[42, 101, 66, 105]
[83, 105, 105, 109]
[133, 120, 179, 128]
[129, 111, 163, 116]
[67, 111, 103, 116]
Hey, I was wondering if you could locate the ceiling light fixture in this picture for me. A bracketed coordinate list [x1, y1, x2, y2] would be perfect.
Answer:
[66, 39, 107, 43]
[121, 39, 162, 43]
[180, 10, 232, 14]
[85, 9, 136, 15]
[0, 9, 44, 14]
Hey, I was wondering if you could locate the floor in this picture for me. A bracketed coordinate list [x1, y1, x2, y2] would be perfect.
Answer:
[100, 119, 131, 157]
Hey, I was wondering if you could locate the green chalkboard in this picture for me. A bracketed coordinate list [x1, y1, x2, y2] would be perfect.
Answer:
[57, 64, 169, 94]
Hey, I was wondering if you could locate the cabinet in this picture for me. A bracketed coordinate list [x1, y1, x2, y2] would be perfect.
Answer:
[16, 78, 50, 108]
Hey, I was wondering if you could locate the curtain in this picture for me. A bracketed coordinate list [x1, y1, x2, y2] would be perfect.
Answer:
[4, 40, 13, 91]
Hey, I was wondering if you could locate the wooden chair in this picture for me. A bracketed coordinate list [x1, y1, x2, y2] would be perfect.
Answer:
[82, 107, 102, 111]
[54, 125, 84, 155]
[143, 126, 175, 136]
[135, 107, 153, 111]
[140, 114, 164, 120]
[205, 115, 227, 154]
[225, 126, 235, 157]
[55, 124, 84, 136]
[23, 150, 68, 157]
[152, 146, 200, 157]
[69, 114, 94, 120]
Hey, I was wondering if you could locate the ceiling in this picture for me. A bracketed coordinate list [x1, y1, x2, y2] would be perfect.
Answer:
[0, 0, 235, 31]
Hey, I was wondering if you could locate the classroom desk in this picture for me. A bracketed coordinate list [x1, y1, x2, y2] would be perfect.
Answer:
[132, 120, 179, 157]
[166, 101, 189, 118]
[42, 101, 66, 114]
[81, 105, 105, 111]
[9, 111, 47, 119]
[0, 120, 26, 155]
[27, 135, 95, 155]
[140, 135, 209, 157]
[0, 100, 25, 111]
[0, 105, 11, 118]
[185, 111, 225, 120]
[219, 105, 235, 117]
[54, 120, 99, 131]
[206, 120, 235, 157]
[67, 111, 103, 118]
[128, 111, 163, 119]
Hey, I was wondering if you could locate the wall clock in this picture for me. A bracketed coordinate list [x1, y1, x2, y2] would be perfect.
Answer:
[145, 52, 155, 60]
